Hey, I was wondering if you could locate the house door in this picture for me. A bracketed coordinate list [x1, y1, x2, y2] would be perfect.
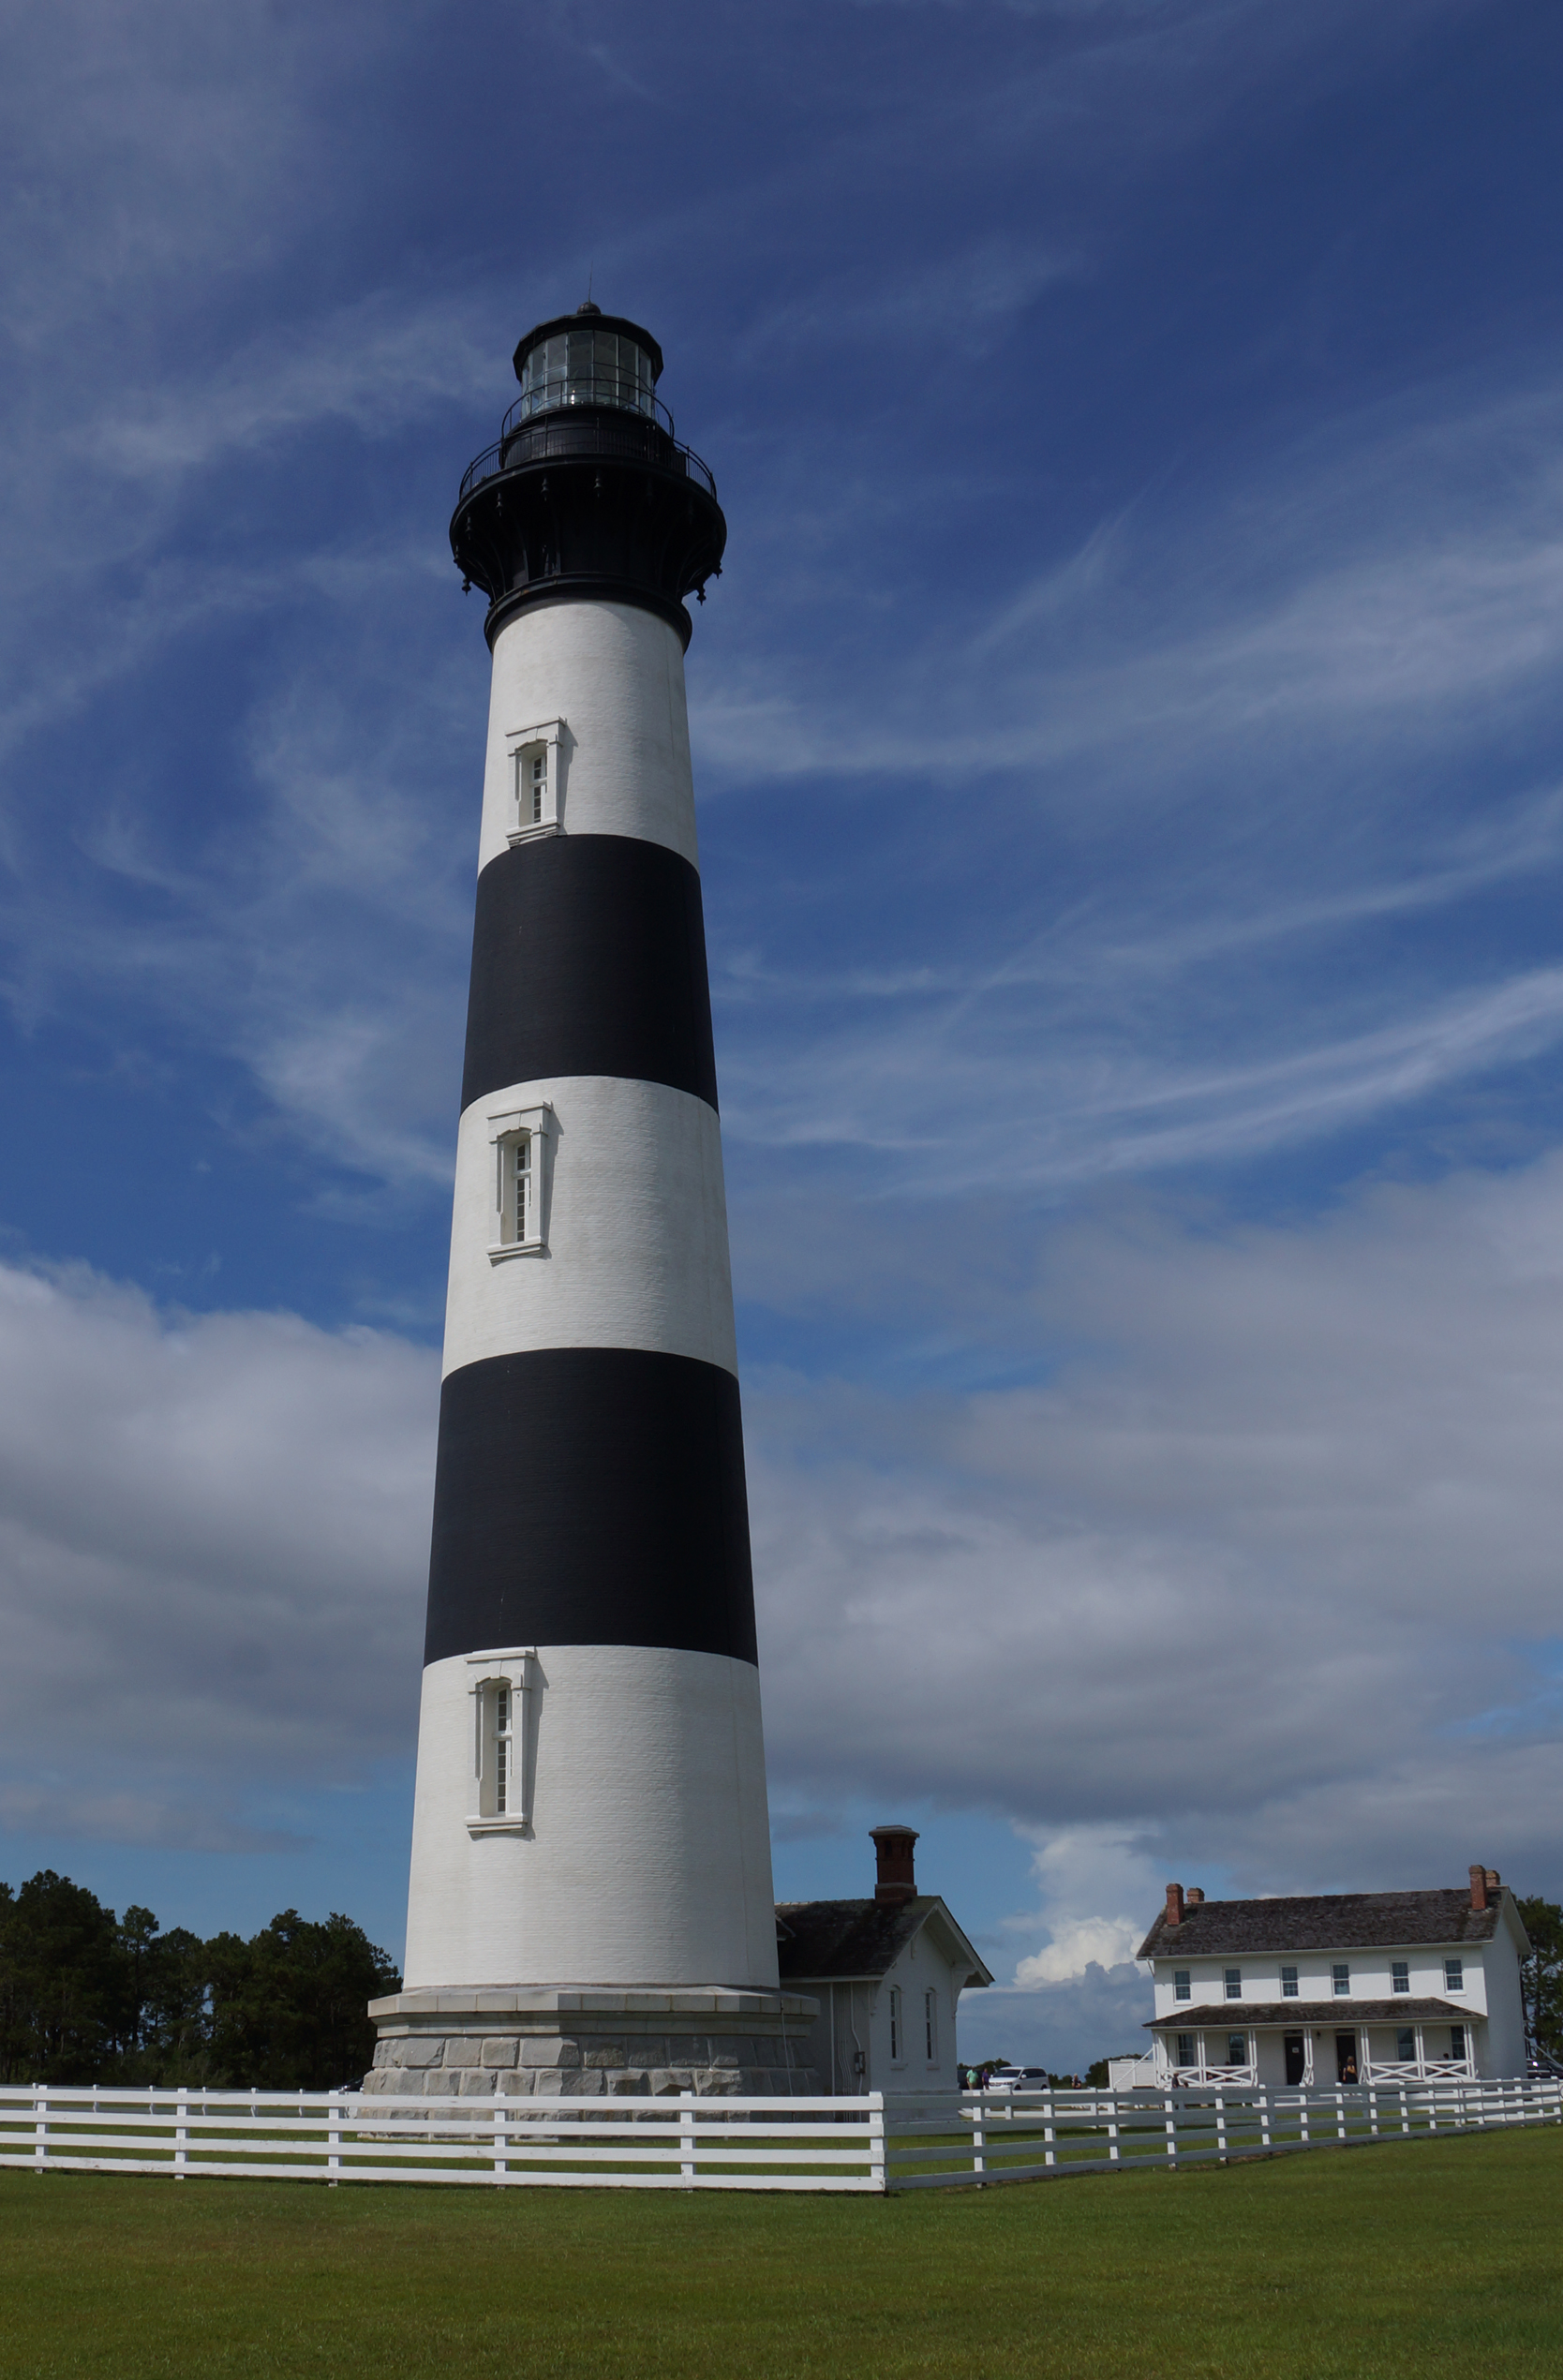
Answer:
[1283, 2034, 1305, 2086]
[1334, 2031, 1359, 2085]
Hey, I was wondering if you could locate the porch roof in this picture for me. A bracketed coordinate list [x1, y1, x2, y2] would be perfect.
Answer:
[1148, 1997, 1473, 2031]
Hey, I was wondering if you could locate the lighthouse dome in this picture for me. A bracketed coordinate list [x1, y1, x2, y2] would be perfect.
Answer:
[512, 305, 664, 423]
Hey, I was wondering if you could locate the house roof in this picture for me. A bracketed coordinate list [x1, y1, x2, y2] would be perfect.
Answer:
[1148, 1997, 1474, 2031]
[1138, 1890, 1507, 1962]
[775, 1896, 992, 1990]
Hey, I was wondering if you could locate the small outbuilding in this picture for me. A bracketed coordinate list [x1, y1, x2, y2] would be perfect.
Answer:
[1133, 1863, 1529, 2086]
[775, 1826, 992, 2095]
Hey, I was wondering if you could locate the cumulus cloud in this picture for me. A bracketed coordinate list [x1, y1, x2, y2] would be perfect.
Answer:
[749, 1146, 1563, 1899]
[0, 1258, 435, 1849]
[2, 1134, 1558, 1948]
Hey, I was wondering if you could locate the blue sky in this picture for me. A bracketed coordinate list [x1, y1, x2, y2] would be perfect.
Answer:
[2, 0, 1562, 2070]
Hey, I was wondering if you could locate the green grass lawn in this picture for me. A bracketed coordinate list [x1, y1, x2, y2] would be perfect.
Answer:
[1, 2127, 1558, 2378]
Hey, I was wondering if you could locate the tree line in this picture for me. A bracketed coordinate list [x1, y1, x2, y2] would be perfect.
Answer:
[0, 1870, 399, 2090]
[1517, 1896, 1563, 2060]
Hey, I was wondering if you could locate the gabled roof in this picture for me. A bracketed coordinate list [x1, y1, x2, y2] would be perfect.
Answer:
[1138, 1890, 1509, 1962]
[775, 1896, 992, 1990]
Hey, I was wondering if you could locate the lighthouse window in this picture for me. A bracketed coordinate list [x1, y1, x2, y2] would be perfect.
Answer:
[504, 1136, 532, 1244]
[494, 1684, 514, 1815]
[506, 721, 564, 842]
[487, 1103, 553, 1261]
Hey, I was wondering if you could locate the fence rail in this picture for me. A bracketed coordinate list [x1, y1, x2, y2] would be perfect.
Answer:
[2, 2077, 1557, 2194]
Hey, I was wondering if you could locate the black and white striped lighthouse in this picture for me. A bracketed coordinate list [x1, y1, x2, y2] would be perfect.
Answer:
[367, 306, 814, 2098]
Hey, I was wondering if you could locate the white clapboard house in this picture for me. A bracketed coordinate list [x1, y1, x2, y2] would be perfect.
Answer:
[775, 1826, 992, 2095]
[1124, 1865, 1528, 2087]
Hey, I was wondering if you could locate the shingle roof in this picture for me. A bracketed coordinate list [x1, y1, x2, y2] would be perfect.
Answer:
[1147, 1997, 1471, 2030]
[1137, 1890, 1503, 1962]
[774, 1896, 991, 1987]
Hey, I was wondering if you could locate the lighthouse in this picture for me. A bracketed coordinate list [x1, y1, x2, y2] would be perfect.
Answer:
[366, 305, 814, 2100]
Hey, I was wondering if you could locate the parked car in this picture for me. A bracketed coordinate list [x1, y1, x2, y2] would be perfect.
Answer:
[984, 2065, 1050, 2093]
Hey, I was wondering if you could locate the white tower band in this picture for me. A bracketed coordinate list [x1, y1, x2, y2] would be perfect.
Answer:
[367, 307, 816, 2098]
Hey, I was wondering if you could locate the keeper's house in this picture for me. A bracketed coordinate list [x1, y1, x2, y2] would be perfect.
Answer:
[775, 1826, 992, 2095]
[1136, 1865, 1528, 2087]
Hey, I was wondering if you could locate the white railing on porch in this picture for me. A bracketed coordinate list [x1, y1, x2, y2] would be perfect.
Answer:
[1, 2075, 1557, 2194]
[1167, 2064, 1258, 2087]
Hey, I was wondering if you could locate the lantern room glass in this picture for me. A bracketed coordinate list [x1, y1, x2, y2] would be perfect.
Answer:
[515, 329, 656, 420]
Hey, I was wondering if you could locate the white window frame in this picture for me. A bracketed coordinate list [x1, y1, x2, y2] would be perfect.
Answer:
[1391, 1960, 1410, 1994]
[1332, 1963, 1351, 1997]
[1224, 1968, 1242, 2001]
[924, 1988, 938, 2065]
[888, 1986, 904, 2067]
[1444, 1957, 1465, 1995]
[1281, 1964, 1299, 1998]
[1173, 1968, 1191, 2002]
[466, 1649, 538, 1835]
[488, 1103, 555, 1262]
[505, 717, 565, 843]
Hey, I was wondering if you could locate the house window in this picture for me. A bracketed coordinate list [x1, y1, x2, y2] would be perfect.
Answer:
[487, 1104, 554, 1261]
[1332, 1964, 1350, 1996]
[1281, 1965, 1299, 1998]
[924, 1989, 938, 2064]
[506, 719, 564, 842]
[889, 1987, 904, 2065]
[1450, 2025, 1466, 2062]
[1444, 1958, 1464, 1994]
[1226, 2034, 1246, 2066]
[1174, 1969, 1191, 2002]
[1224, 1969, 1242, 2001]
[1396, 2028, 1416, 2061]
[1392, 1960, 1409, 1993]
[1175, 2033, 1196, 2068]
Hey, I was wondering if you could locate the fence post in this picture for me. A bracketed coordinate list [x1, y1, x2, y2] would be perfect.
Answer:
[1043, 2089, 1056, 2169]
[1164, 2090, 1178, 2168]
[328, 2095, 341, 2184]
[173, 2088, 188, 2178]
[678, 2092, 696, 2186]
[1108, 2094, 1120, 2164]
[33, 2084, 47, 2175]
[1258, 2089, 1271, 2151]
[493, 2096, 508, 2182]
[1214, 2090, 1228, 2164]
[971, 2096, 985, 2183]
[869, 2094, 886, 2194]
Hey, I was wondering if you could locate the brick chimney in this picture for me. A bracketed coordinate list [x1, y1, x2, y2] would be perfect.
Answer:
[870, 1825, 919, 1905]
[1165, 1882, 1185, 1927]
[1469, 1863, 1488, 1911]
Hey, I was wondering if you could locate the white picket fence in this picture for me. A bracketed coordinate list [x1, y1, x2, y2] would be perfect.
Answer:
[1, 2075, 1558, 2194]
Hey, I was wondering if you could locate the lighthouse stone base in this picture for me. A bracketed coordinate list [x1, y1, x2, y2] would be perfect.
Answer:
[365, 1986, 821, 2099]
